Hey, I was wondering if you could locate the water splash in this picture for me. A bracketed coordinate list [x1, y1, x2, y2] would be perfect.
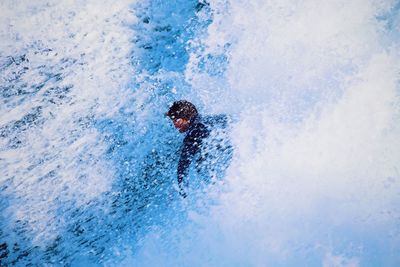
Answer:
[131, 0, 400, 266]
[1, 0, 400, 266]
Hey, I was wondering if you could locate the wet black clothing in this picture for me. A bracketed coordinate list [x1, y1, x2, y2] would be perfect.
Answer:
[177, 114, 231, 197]
[177, 116, 209, 196]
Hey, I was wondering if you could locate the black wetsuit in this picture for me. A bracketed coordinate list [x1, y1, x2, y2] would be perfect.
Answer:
[177, 114, 232, 197]
[177, 115, 209, 197]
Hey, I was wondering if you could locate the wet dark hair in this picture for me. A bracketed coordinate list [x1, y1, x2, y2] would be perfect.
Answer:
[166, 100, 198, 120]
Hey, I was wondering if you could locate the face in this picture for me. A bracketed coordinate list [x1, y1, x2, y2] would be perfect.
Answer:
[172, 118, 190, 132]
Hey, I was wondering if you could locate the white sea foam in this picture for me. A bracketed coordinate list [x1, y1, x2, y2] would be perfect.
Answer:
[0, 0, 136, 245]
[1, 0, 399, 265]
[133, 0, 400, 266]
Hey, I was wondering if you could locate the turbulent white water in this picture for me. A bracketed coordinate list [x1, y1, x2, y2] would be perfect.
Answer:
[1, 0, 400, 266]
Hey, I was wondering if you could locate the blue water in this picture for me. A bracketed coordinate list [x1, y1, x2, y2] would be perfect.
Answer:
[1, 0, 400, 266]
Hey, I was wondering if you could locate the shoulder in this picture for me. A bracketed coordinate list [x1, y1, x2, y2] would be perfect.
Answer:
[186, 120, 209, 141]
[201, 114, 231, 129]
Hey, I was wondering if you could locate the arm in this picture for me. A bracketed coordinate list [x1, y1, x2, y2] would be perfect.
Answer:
[177, 124, 208, 197]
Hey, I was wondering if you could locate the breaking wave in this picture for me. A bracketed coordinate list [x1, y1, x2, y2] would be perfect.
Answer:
[1, 0, 399, 266]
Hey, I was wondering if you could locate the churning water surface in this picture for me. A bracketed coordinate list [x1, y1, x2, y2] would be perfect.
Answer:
[1, 0, 400, 266]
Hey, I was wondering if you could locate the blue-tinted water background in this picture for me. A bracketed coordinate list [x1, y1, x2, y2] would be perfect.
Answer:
[1, 0, 400, 266]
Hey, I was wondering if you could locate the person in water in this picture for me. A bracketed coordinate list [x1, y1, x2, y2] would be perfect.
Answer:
[166, 100, 233, 198]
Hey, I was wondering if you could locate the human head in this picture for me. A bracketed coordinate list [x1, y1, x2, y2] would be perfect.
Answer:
[166, 100, 198, 132]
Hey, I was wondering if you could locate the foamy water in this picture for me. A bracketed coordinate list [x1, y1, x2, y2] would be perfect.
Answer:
[1, 0, 399, 266]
